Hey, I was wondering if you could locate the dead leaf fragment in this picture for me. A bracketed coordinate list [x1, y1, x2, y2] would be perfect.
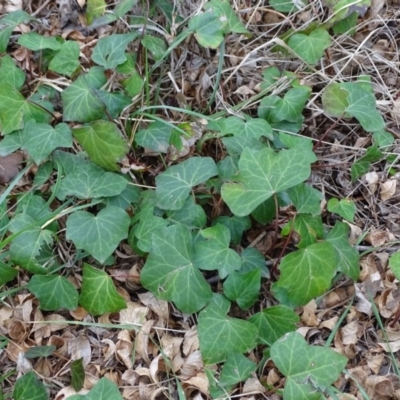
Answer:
[380, 179, 396, 201]
[0, 152, 23, 184]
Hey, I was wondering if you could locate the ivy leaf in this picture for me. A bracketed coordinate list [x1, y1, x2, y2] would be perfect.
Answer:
[56, 162, 127, 200]
[13, 371, 48, 400]
[194, 224, 242, 279]
[135, 120, 173, 153]
[271, 332, 347, 399]
[0, 130, 22, 156]
[71, 358, 85, 392]
[141, 34, 166, 60]
[326, 222, 359, 281]
[288, 28, 331, 65]
[272, 242, 337, 308]
[287, 183, 322, 216]
[86, 0, 107, 24]
[27, 275, 79, 311]
[249, 305, 299, 346]
[327, 198, 356, 222]
[223, 269, 261, 310]
[204, 0, 250, 35]
[212, 215, 251, 245]
[103, 182, 141, 210]
[73, 120, 129, 171]
[219, 353, 257, 388]
[66, 206, 130, 264]
[21, 120, 72, 165]
[0, 262, 18, 285]
[166, 196, 207, 228]
[221, 147, 314, 216]
[140, 224, 212, 314]
[18, 32, 61, 51]
[282, 214, 324, 248]
[62, 67, 107, 123]
[241, 247, 269, 278]
[198, 295, 258, 364]
[79, 264, 126, 315]
[114, 0, 138, 17]
[96, 90, 131, 118]
[0, 55, 25, 89]
[156, 157, 218, 210]
[69, 378, 123, 400]
[188, 11, 226, 49]
[92, 32, 138, 69]
[0, 10, 34, 52]
[9, 213, 53, 275]
[49, 41, 80, 77]
[24, 345, 56, 359]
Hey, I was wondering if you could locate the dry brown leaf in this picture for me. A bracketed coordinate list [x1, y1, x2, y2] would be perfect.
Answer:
[319, 316, 339, 330]
[364, 171, 379, 193]
[366, 353, 385, 374]
[365, 228, 389, 247]
[341, 321, 361, 345]
[242, 377, 265, 394]
[180, 350, 203, 380]
[68, 334, 91, 366]
[135, 319, 155, 364]
[301, 300, 319, 327]
[0, 152, 23, 184]
[119, 301, 148, 327]
[138, 292, 169, 322]
[182, 327, 199, 356]
[380, 179, 397, 201]
[182, 372, 209, 396]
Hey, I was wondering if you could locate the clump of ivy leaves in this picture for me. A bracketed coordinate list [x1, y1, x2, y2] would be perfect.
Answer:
[0, 0, 395, 399]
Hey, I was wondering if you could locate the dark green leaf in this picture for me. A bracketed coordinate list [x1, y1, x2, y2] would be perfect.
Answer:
[24, 345, 56, 359]
[71, 358, 85, 392]
[13, 372, 48, 400]
[49, 41, 80, 77]
[327, 198, 356, 222]
[18, 32, 61, 51]
[188, 11, 226, 49]
[0, 55, 25, 89]
[212, 215, 251, 245]
[219, 353, 257, 388]
[287, 183, 322, 215]
[0, 262, 18, 286]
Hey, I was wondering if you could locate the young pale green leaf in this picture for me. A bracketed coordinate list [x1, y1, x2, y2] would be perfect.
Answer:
[212, 215, 251, 245]
[219, 353, 257, 388]
[188, 11, 226, 49]
[24, 345, 56, 359]
[326, 222, 359, 281]
[0, 55, 25, 89]
[141, 34, 166, 60]
[135, 120, 173, 153]
[71, 358, 85, 392]
[389, 252, 400, 281]
[62, 67, 107, 123]
[249, 305, 299, 346]
[271, 332, 347, 400]
[281, 214, 324, 248]
[221, 147, 314, 216]
[198, 295, 258, 364]
[0, 262, 18, 285]
[66, 207, 130, 264]
[288, 28, 331, 65]
[73, 120, 129, 171]
[287, 183, 322, 216]
[327, 198, 356, 222]
[272, 242, 337, 308]
[156, 157, 218, 210]
[321, 83, 350, 118]
[18, 32, 61, 51]
[92, 32, 138, 69]
[21, 120, 72, 165]
[27, 275, 79, 311]
[13, 371, 48, 400]
[114, 0, 138, 17]
[87, 0, 107, 24]
[79, 264, 127, 315]
[223, 269, 261, 310]
[56, 162, 127, 200]
[121, 69, 144, 97]
[140, 224, 212, 314]
[194, 224, 242, 279]
[48, 41, 80, 77]
[203, 0, 250, 35]
[9, 213, 53, 275]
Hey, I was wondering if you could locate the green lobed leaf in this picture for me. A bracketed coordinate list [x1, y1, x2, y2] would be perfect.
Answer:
[121, 69, 144, 97]
[0, 262, 18, 286]
[272, 242, 337, 308]
[103, 182, 141, 210]
[287, 28, 331, 65]
[198, 295, 258, 364]
[223, 269, 261, 310]
[203, 0, 250, 35]
[287, 183, 322, 215]
[0, 55, 25, 89]
[71, 358, 85, 392]
[135, 120, 173, 153]
[114, 0, 138, 17]
[193, 224, 242, 279]
[0, 10, 34, 52]
[271, 332, 347, 400]
[212, 215, 251, 245]
[269, 0, 301, 13]
[96, 90, 131, 118]
[141, 34, 166, 60]
[281, 214, 324, 248]
[62, 67, 107, 123]
[56, 162, 127, 200]
[18, 32, 61, 51]
[27, 275, 79, 311]
[188, 11, 227, 49]
[92, 32, 138, 69]
[156, 157, 218, 210]
[21, 120, 72, 165]
[68, 377, 123, 400]
[221, 146, 315, 216]
[79, 264, 127, 315]
[327, 198, 356, 222]
[219, 353, 257, 388]
[166, 196, 207, 228]
[25, 345, 56, 359]
[87, 0, 107, 24]
[241, 247, 269, 278]
[73, 120, 129, 171]
[13, 372, 48, 400]
[66, 206, 130, 264]
[326, 222, 359, 281]
[48, 41, 80, 77]
[0, 130, 22, 155]
[249, 305, 299, 346]
[140, 224, 212, 314]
